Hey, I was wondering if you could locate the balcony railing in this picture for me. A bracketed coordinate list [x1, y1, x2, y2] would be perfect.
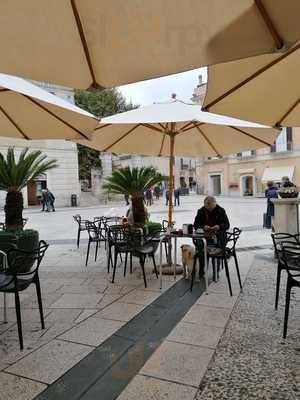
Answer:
[270, 142, 293, 153]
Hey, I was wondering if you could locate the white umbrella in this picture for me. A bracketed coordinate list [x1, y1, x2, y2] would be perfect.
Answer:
[0, 73, 97, 140]
[1, 1, 300, 89]
[77, 100, 279, 224]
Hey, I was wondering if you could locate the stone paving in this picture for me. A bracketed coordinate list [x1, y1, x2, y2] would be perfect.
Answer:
[0, 195, 286, 399]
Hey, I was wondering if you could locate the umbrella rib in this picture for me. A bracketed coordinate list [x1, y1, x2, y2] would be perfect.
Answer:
[95, 123, 112, 131]
[0, 104, 29, 139]
[158, 134, 166, 156]
[229, 125, 272, 146]
[21, 94, 90, 140]
[104, 124, 140, 152]
[180, 122, 204, 133]
[204, 42, 300, 111]
[275, 98, 300, 127]
[194, 123, 220, 156]
[254, 0, 284, 50]
[70, 0, 103, 90]
[141, 123, 165, 133]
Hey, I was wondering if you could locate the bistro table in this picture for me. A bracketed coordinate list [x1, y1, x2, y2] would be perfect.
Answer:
[159, 231, 208, 293]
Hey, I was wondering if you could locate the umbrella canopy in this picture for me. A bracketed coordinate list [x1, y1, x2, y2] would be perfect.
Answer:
[203, 40, 300, 127]
[77, 100, 278, 223]
[1, 0, 300, 89]
[0, 74, 97, 140]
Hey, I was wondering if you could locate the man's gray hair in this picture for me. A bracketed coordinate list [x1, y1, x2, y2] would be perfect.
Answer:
[204, 196, 216, 204]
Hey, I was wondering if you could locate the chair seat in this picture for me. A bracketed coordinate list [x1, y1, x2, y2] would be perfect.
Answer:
[0, 272, 31, 292]
[207, 246, 231, 258]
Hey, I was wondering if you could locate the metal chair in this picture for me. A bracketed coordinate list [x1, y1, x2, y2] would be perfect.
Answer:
[280, 243, 300, 338]
[0, 241, 49, 350]
[85, 221, 107, 266]
[73, 214, 89, 248]
[271, 233, 300, 310]
[190, 228, 242, 296]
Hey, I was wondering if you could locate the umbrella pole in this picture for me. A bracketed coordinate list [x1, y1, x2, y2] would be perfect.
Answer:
[168, 133, 175, 226]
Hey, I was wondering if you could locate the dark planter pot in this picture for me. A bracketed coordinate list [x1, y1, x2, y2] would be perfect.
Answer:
[16, 230, 39, 273]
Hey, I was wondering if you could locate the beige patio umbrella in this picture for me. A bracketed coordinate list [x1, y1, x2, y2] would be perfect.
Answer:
[76, 100, 278, 224]
[1, 0, 300, 89]
[203, 40, 300, 127]
[0, 73, 97, 140]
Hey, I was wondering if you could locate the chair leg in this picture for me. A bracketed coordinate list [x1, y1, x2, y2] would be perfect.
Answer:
[164, 242, 168, 259]
[151, 253, 159, 278]
[283, 278, 292, 339]
[112, 251, 118, 283]
[124, 252, 128, 277]
[223, 257, 233, 296]
[85, 240, 91, 266]
[14, 291, 23, 350]
[190, 255, 198, 291]
[233, 251, 243, 291]
[95, 241, 99, 262]
[275, 264, 282, 310]
[77, 228, 80, 248]
[140, 255, 147, 288]
[119, 253, 123, 263]
[130, 253, 133, 273]
[35, 275, 45, 330]
[107, 245, 112, 273]
[212, 258, 217, 282]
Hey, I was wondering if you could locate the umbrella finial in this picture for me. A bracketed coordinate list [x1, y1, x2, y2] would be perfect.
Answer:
[171, 93, 177, 100]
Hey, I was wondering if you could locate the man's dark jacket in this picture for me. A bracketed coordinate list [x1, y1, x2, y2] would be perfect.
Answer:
[193, 204, 230, 231]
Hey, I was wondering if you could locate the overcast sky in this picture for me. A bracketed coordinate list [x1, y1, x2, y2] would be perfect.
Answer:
[118, 67, 207, 106]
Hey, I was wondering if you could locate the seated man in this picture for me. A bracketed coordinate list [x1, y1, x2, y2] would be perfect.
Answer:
[193, 196, 230, 278]
[193, 196, 230, 243]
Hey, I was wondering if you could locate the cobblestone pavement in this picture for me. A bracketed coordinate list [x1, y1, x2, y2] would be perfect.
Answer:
[196, 250, 300, 400]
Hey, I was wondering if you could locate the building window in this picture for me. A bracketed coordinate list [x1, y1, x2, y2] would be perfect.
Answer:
[180, 158, 184, 170]
[271, 127, 292, 152]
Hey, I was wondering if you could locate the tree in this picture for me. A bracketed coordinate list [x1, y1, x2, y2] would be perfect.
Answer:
[103, 167, 165, 225]
[0, 148, 58, 230]
[74, 88, 137, 183]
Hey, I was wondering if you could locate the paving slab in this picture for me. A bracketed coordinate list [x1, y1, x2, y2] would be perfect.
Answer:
[0, 372, 46, 400]
[183, 304, 232, 328]
[5, 339, 93, 384]
[95, 302, 145, 322]
[120, 289, 161, 306]
[196, 292, 238, 309]
[141, 341, 214, 387]
[59, 317, 125, 346]
[116, 374, 197, 400]
[50, 293, 104, 309]
[167, 321, 224, 348]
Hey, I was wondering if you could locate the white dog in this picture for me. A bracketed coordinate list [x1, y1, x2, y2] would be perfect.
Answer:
[181, 244, 195, 279]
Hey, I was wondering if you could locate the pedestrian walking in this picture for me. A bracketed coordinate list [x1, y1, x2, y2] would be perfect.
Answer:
[264, 181, 278, 229]
[46, 188, 56, 212]
[165, 189, 170, 206]
[154, 185, 160, 200]
[145, 188, 153, 206]
[41, 189, 48, 211]
[174, 188, 180, 206]
[124, 193, 130, 205]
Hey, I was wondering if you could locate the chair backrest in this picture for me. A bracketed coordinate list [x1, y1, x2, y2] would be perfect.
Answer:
[271, 233, 300, 259]
[85, 221, 100, 239]
[280, 243, 300, 279]
[107, 225, 126, 245]
[224, 227, 242, 252]
[73, 214, 81, 224]
[162, 220, 175, 231]
[7, 240, 49, 282]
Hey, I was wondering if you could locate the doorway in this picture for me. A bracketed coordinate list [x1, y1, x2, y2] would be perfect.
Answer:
[27, 180, 47, 205]
[209, 174, 221, 196]
[240, 175, 255, 196]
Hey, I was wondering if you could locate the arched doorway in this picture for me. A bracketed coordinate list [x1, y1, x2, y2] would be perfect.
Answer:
[240, 175, 256, 197]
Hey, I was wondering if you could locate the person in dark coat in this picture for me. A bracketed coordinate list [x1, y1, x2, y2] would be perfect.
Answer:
[165, 190, 170, 206]
[281, 176, 294, 188]
[46, 188, 55, 212]
[265, 180, 278, 228]
[174, 188, 180, 206]
[194, 196, 230, 235]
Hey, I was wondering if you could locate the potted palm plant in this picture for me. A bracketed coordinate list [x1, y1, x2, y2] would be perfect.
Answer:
[0, 147, 57, 270]
[103, 166, 165, 226]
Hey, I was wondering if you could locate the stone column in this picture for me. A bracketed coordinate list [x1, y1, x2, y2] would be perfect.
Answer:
[272, 198, 300, 234]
